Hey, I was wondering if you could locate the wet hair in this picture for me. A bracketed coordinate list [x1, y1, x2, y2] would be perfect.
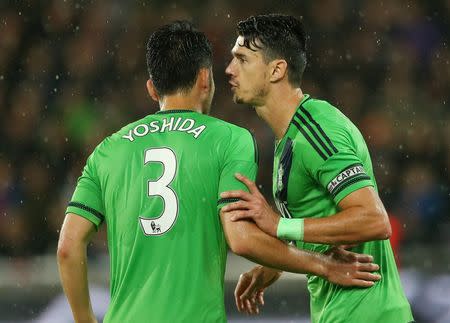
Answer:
[237, 14, 307, 86]
[146, 20, 212, 96]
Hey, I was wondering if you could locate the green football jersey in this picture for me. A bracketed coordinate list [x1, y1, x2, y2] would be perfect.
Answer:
[66, 110, 258, 323]
[273, 95, 413, 323]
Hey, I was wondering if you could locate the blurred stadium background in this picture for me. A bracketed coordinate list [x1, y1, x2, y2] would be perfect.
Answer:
[0, 0, 449, 322]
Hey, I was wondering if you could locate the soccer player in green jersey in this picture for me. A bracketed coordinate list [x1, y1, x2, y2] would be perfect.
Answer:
[222, 14, 414, 323]
[57, 21, 382, 323]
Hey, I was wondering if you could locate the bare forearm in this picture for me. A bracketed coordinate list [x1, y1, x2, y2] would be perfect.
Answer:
[224, 183, 392, 245]
[225, 220, 327, 277]
[304, 206, 391, 245]
[263, 266, 283, 285]
[245, 230, 326, 275]
[252, 265, 283, 286]
[57, 245, 96, 323]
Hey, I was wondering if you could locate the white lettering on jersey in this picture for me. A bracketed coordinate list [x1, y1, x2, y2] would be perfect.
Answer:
[160, 117, 174, 132]
[134, 124, 149, 137]
[177, 118, 194, 131]
[121, 117, 207, 142]
[122, 129, 134, 142]
[149, 120, 160, 133]
[187, 125, 206, 138]
[326, 164, 368, 195]
[173, 117, 182, 130]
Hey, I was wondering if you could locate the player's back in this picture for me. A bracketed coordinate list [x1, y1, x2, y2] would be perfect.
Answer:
[74, 110, 257, 323]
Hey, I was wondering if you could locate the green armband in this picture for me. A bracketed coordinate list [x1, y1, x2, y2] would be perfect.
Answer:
[276, 217, 304, 241]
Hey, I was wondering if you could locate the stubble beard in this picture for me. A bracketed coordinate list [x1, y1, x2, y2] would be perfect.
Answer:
[233, 93, 244, 104]
[233, 88, 266, 107]
[232, 88, 249, 104]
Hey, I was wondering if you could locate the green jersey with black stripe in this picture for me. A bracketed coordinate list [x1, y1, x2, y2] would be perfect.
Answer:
[66, 110, 258, 323]
[273, 95, 413, 323]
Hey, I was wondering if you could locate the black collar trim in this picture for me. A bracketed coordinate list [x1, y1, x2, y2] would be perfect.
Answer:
[156, 109, 197, 115]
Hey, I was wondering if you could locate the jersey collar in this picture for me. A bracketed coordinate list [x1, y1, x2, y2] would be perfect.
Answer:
[156, 109, 199, 115]
[275, 94, 311, 149]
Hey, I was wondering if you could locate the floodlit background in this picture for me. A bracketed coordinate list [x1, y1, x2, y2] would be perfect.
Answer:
[0, 1, 449, 322]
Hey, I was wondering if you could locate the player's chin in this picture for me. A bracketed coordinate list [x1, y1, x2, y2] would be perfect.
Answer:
[233, 94, 246, 105]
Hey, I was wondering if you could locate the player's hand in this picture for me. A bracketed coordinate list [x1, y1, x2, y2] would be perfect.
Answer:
[323, 246, 381, 287]
[234, 266, 281, 315]
[221, 173, 280, 237]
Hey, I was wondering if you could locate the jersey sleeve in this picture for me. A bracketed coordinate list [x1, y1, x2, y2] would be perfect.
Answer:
[301, 140, 374, 205]
[217, 128, 258, 210]
[66, 150, 105, 230]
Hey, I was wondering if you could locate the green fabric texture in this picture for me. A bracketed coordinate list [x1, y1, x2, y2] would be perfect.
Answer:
[67, 110, 258, 323]
[272, 95, 413, 323]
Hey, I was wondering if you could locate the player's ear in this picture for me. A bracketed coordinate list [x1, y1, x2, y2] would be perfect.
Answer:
[197, 68, 211, 93]
[146, 79, 160, 102]
[269, 59, 288, 83]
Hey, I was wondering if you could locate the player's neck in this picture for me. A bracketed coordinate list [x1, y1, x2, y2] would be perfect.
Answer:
[255, 87, 304, 140]
[159, 94, 204, 114]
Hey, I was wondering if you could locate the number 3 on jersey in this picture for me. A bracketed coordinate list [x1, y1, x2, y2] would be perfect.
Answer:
[139, 147, 179, 236]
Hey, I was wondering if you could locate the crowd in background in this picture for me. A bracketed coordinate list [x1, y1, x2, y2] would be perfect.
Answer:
[0, 0, 449, 261]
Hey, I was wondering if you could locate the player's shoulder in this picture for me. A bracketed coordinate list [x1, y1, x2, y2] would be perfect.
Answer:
[113, 114, 153, 138]
[290, 95, 354, 161]
[302, 95, 350, 125]
[199, 115, 257, 162]
[295, 95, 358, 138]
[201, 114, 247, 131]
[197, 114, 254, 141]
[88, 114, 151, 156]
[201, 114, 257, 163]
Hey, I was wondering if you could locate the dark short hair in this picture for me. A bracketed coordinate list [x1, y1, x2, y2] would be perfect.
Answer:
[237, 14, 307, 86]
[146, 21, 212, 96]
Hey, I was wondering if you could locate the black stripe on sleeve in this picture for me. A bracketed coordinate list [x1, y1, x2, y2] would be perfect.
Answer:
[299, 106, 339, 154]
[292, 119, 328, 161]
[217, 198, 240, 205]
[331, 175, 371, 198]
[68, 202, 105, 223]
[295, 112, 333, 157]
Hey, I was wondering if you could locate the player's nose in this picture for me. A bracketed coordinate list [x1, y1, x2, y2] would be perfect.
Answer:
[225, 60, 235, 76]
